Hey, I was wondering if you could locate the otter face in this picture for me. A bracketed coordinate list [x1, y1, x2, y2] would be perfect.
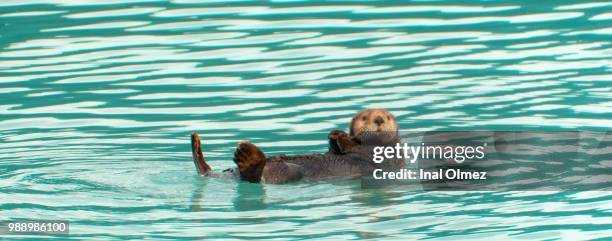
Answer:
[349, 109, 398, 137]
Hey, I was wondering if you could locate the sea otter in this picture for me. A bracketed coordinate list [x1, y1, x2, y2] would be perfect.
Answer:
[191, 109, 404, 184]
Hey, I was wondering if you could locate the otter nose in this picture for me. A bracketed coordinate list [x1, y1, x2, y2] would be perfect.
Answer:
[374, 116, 384, 126]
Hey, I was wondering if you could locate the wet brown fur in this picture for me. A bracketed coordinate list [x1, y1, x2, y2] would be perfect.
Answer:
[191, 109, 400, 184]
[233, 141, 266, 183]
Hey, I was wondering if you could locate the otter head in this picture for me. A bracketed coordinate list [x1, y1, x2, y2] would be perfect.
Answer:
[349, 109, 399, 144]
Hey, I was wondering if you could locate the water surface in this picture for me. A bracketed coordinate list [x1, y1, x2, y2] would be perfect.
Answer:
[0, 0, 611, 240]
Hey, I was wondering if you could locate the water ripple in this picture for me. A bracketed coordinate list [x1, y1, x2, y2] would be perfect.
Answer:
[1, 0, 611, 239]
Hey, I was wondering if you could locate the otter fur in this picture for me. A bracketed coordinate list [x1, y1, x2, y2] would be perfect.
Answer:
[191, 109, 404, 184]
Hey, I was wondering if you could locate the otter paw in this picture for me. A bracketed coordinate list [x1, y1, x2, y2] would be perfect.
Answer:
[328, 130, 348, 140]
[336, 134, 358, 154]
[328, 130, 348, 154]
[191, 132, 212, 175]
[233, 141, 266, 183]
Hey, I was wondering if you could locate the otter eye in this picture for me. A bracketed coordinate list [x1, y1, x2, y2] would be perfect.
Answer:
[361, 116, 367, 121]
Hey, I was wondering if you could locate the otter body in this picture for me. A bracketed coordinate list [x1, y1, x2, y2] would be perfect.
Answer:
[201, 153, 361, 184]
[220, 147, 403, 184]
[191, 109, 403, 184]
[215, 149, 367, 184]
[265, 152, 364, 183]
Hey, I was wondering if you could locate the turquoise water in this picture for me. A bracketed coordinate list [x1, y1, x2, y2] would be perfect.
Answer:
[1, 0, 611, 239]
